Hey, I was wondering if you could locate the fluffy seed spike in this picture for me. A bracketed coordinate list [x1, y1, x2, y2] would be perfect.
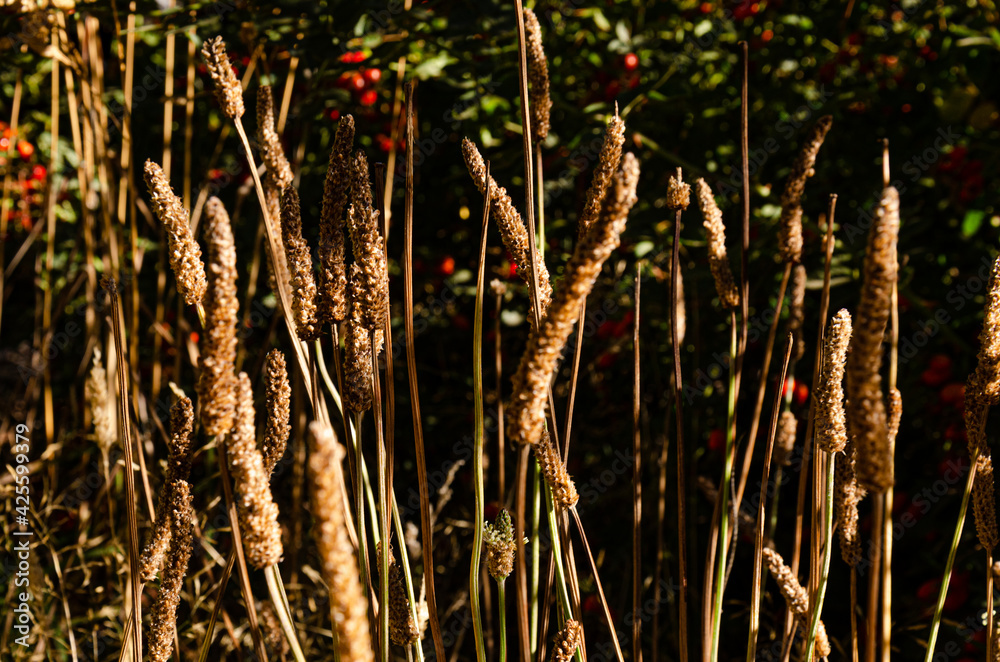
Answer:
[666, 168, 691, 212]
[788, 264, 807, 361]
[551, 619, 583, 662]
[523, 7, 551, 144]
[344, 264, 375, 413]
[198, 197, 239, 437]
[147, 480, 194, 662]
[508, 154, 640, 447]
[815, 310, 852, 454]
[144, 160, 207, 306]
[308, 422, 375, 662]
[462, 138, 552, 316]
[534, 432, 579, 510]
[262, 350, 291, 475]
[256, 85, 293, 190]
[763, 547, 809, 615]
[577, 113, 626, 238]
[778, 115, 833, 263]
[484, 509, 516, 581]
[814, 620, 832, 658]
[85, 348, 116, 454]
[773, 411, 798, 468]
[972, 255, 1000, 406]
[846, 186, 899, 492]
[279, 185, 320, 341]
[378, 542, 419, 646]
[695, 179, 739, 310]
[228, 372, 283, 569]
[201, 36, 244, 119]
[318, 114, 355, 325]
[974, 451, 999, 551]
[140, 397, 195, 582]
[835, 438, 864, 566]
[348, 152, 390, 331]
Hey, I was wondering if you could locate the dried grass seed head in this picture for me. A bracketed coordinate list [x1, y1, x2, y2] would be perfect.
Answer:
[256, 85, 293, 190]
[85, 348, 116, 454]
[577, 113, 625, 238]
[201, 36, 244, 119]
[348, 151, 389, 331]
[974, 450, 999, 551]
[815, 309, 852, 454]
[484, 508, 516, 581]
[778, 115, 833, 264]
[973, 255, 1000, 405]
[508, 154, 639, 447]
[535, 432, 579, 510]
[144, 160, 207, 306]
[228, 372, 283, 569]
[835, 438, 864, 566]
[523, 7, 551, 144]
[262, 350, 291, 475]
[147, 479, 194, 662]
[695, 178, 739, 310]
[318, 114, 355, 324]
[198, 197, 239, 436]
[846, 185, 899, 492]
[788, 263, 807, 361]
[462, 137, 552, 315]
[773, 411, 798, 468]
[378, 542, 419, 646]
[552, 619, 583, 662]
[666, 169, 691, 212]
[279, 185, 320, 341]
[763, 547, 809, 615]
[308, 422, 375, 662]
[344, 264, 375, 413]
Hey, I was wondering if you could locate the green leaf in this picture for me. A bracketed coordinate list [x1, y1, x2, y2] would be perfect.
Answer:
[962, 210, 985, 237]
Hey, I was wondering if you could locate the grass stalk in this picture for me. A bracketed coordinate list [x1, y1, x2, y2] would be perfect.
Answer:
[530, 462, 542, 652]
[805, 451, 836, 662]
[265, 565, 307, 662]
[499, 582, 509, 662]
[632, 266, 643, 662]
[569, 507, 624, 662]
[709, 310, 738, 661]
[748, 337, 793, 660]
[470, 163, 491, 662]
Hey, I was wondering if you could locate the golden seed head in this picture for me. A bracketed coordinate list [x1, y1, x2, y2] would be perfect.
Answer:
[85, 348, 117, 454]
[814, 620, 832, 658]
[773, 411, 798, 468]
[846, 185, 899, 493]
[262, 350, 290, 475]
[308, 422, 375, 662]
[974, 451, 999, 551]
[201, 36, 244, 119]
[763, 547, 809, 615]
[279, 185, 320, 341]
[508, 154, 639, 447]
[484, 509, 516, 581]
[318, 114, 355, 325]
[348, 152, 390, 331]
[524, 7, 551, 144]
[256, 85, 293, 190]
[778, 115, 832, 264]
[835, 438, 864, 566]
[344, 264, 375, 413]
[144, 160, 207, 306]
[534, 433, 579, 510]
[666, 169, 691, 211]
[816, 309, 852, 454]
[551, 619, 583, 662]
[228, 372, 283, 570]
[966, 386, 990, 459]
[578, 113, 626, 238]
[147, 479, 194, 662]
[378, 542, 419, 646]
[695, 178, 739, 310]
[198, 197, 239, 437]
[462, 137, 552, 317]
[787, 264, 807, 361]
[258, 601, 291, 658]
[263, 183, 291, 300]
[972, 255, 1000, 405]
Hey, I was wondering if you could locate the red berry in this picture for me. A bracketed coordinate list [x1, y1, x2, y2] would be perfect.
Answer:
[708, 428, 725, 453]
[190, 332, 199, 344]
[699, 2, 713, 13]
[363, 68, 381, 84]
[794, 382, 809, 407]
[940, 383, 965, 408]
[929, 355, 953, 373]
[623, 52, 639, 71]
[438, 256, 455, 276]
[351, 73, 367, 91]
[761, 29, 774, 42]
[31, 165, 46, 180]
[360, 89, 378, 106]
[329, 109, 341, 121]
[17, 141, 33, 159]
[377, 134, 393, 153]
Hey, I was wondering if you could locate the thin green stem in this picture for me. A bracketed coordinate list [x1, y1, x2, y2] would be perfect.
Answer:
[924, 455, 978, 661]
[266, 565, 307, 662]
[392, 498, 425, 662]
[530, 461, 541, 653]
[545, 489, 583, 662]
[499, 581, 508, 662]
[805, 453, 836, 661]
[710, 312, 738, 662]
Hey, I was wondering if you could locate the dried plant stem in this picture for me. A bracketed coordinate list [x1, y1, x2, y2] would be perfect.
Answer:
[107, 280, 142, 662]
[530, 465, 542, 654]
[735, 263, 791, 510]
[470, 172, 491, 662]
[670, 187, 690, 662]
[748, 337, 794, 660]
[265, 564, 306, 662]
[805, 450, 837, 661]
[545, 489, 579, 661]
[499, 582, 508, 662]
[569, 507, 624, 662]
[709, 311, 738, 662]
[866, 497, 883, 662]
[402, 82, 446, 662]
[632, 268, 643, 662]
[882, 274, 900, 662]
[373, 347, 391, 662]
